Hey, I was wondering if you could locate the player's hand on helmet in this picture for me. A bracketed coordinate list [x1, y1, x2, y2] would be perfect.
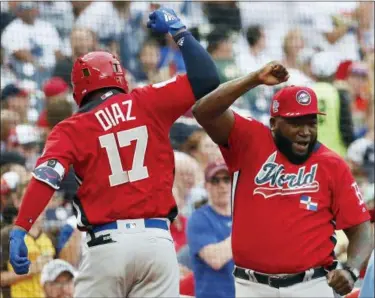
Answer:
[327, 269, 355, 296]
[147, 7, 186, 36]
[9, 229, 31, 275]
[256, 61, 289, 86]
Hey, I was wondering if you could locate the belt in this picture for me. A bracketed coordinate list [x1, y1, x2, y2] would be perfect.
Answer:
[92, 218, 169, 233]
[233, 266, 329, 288]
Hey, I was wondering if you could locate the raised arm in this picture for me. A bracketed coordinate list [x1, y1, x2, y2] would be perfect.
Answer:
[147, 8, 219, 100]
[192, 62, 289, 146]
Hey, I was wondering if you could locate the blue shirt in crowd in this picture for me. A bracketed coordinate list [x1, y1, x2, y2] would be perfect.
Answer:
[187, 204, 234, 298]
[359, 249, 374, 298]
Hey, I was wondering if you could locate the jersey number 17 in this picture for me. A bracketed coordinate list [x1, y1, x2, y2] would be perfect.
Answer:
[99, 125, 149, 187]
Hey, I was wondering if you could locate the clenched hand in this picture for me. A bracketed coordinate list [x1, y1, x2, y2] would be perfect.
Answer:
[327, 269, 355, 296]
[256, 62, 289, 86]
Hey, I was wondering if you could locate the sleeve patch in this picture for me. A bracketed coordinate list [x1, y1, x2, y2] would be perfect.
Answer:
[32, 160, 65, 190]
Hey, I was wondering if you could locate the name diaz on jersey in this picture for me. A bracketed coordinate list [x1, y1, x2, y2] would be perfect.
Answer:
[254, 151, 319, 198]
[95, 95, 136, 131]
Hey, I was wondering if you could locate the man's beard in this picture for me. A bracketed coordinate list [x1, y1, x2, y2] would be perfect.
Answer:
[273, 130, 317, 165]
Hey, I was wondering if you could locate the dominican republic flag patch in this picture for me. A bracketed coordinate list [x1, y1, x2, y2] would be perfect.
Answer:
[299, 195, 318, 211]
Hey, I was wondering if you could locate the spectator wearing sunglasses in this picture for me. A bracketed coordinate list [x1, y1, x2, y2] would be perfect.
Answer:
[186, 160, 234, 298]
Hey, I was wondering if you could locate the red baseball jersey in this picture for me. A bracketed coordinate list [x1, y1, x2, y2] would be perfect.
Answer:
[220, 112, 370, 274]
[35, 75, 195, 229]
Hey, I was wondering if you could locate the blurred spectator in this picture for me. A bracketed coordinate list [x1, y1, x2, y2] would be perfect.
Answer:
[56, 216, 82, 268]
[238, 2, 290, 60]
[156, 1, 208, 30]
[70, 1, 91, 19]
[187, 161, 234, 298]
[346, 62, 371, 136]
[1, 84, 30, 123]
[189, 133, 222, 172]
[1, 210, 55, 298]
[174, 151, 205, 217]
[158, 33, 186, 76]
[282, 29, 305, 69]
[357, 2, 374, 58]
[45, 98, 73, 132]
[0, 2, 16, 35]
[203, 2, 242, 32]
[290, 47, 316, 85]
[114, 2, 149, 80]
[359, 250, 374, 298]
[170, 121, 202, 151]
[310, 51, 354, 157]
[41, 259, 76, 298]
[1, 2, 63, 86]
[171, 186, 188, 253]
[293, 2, 360, 61]
[0, 109, 21, 152]
[1, 47, 17, 89]
[0, 163, 28, 227]
[1, 171, 20, 224]
[0, 151, 26, 169]
[37, 77, 70, 131]
[137, 39, 173, 85]
[347, 126, 374, 184]
[37, 2, 73, 41]
[8, 124, 41, 171]
[73, 1, 120, 49]
[235, 25, 270, 74]
[241, 84, 274, 126]
[207, 27, 241, 83]
[53, 27, 98, 86]
[279, 29, 314, 86]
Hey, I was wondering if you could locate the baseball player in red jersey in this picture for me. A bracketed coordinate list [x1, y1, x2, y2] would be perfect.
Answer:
[8, 8, 220, 297]
[192, 62, 373, 297]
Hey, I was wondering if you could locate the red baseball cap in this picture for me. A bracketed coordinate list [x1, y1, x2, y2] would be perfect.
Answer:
[205, 161, 229, 182]
[43, 77, 69, 98]
[270, 86, 326, 118]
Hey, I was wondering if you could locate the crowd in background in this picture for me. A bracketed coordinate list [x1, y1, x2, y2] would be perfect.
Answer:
[0, 1, 374, 298]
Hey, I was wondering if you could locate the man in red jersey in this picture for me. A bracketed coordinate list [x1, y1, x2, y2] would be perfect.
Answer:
[8, 7, 220, 297]
[192, 61, 373, 297]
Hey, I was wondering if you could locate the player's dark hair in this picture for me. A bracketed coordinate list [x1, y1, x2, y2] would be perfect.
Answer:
[246, 25, 262, 47]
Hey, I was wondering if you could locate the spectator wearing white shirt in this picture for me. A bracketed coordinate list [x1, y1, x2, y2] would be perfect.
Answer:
[238, 2, 291, 61]
[292, 2, 360, 62]
[1, 2, 62, 86]
[74, 1, 124, 50]
[235, 25, 271, 74]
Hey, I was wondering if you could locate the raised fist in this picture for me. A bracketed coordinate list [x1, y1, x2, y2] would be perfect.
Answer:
[256, 62, 289, 86]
